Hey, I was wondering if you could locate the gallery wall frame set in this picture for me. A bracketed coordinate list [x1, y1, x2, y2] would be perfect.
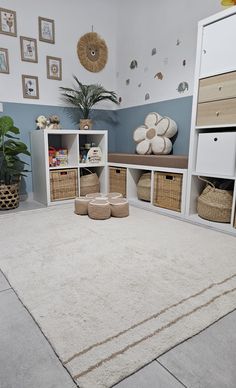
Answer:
[20, 36, 38, 63]
[38, 17, 55, 44]
[22, 75, 39, 99]
[0, 48, 9, 74]
[0, 8, 17, 36]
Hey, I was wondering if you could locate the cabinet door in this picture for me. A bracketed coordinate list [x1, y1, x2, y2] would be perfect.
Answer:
[200, 13, 236, 78]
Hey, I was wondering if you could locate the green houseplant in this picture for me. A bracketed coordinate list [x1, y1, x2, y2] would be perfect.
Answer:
[60, 75, 119, 129]
[0, 115, 31, 210]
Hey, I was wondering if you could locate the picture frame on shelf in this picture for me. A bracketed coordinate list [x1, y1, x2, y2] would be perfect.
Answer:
[0, 48, 9, 74]
[38, 17, 55, 44]
[20, 36, 38, 63]
[46, 56, 62, 80]
[22, 75, 39, 99]
[0, 8, 17, 37]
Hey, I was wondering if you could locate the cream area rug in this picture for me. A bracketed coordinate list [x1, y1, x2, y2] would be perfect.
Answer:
[0, 205, 236, 388]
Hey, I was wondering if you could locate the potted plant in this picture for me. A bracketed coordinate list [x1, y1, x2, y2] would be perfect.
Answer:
[60, 75, 119, 129]
[0, 115, 31, 210]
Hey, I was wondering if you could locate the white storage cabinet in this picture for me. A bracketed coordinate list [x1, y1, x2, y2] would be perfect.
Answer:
[186, 7, 236, 235]
[31, 129, 108, 206]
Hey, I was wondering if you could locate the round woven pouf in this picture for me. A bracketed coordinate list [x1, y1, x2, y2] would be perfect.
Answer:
[106, 192, 123, 200]
[86, 192, 103, 199]
[88, 198, 111, 220]
[109, 198, 129, 218]
[74, 197, 91, 215]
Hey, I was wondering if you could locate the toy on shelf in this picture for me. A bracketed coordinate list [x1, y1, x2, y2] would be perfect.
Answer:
[36, 115, 61, 130]
[79, 142, 102, 163]
[48, 147, 68, 167]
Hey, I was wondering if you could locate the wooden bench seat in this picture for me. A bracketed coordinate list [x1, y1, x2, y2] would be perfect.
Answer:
[108, 153, 188, 169]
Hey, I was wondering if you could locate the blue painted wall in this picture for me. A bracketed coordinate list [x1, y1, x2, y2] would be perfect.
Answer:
[1, 96, 192, 195]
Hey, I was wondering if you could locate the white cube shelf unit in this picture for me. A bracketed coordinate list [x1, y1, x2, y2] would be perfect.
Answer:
[186, 7, 236, 235]
[31, 129, 108, 206]
[108, 162, 188, 217]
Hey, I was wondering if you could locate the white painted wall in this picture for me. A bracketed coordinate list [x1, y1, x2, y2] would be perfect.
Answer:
[0, 0, 117, 106]
[116, 0, 223, 108]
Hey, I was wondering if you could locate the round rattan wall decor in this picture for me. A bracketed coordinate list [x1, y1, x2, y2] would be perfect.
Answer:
[77, 32, 108, 73]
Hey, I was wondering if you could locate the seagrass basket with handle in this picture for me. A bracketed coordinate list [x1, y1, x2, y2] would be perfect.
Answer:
[197, 177, 233, 223]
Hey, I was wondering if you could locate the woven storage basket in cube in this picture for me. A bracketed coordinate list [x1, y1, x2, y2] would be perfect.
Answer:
[109, 167, 126, 197]
[50, 169, 78, 201]
[153, 172, 182, 212]
[137, 172, 151, 202]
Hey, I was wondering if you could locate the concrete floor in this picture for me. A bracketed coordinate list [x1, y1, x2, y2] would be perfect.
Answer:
[1, 201, 236, 388]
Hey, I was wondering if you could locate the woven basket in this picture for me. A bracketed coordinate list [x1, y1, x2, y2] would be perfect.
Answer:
[137, 173, 151, 202]
[197, 178, 233, 223]
[0, 182, 20, 210]
[50, 169, 78, 201]
[74, 197, 91, 215]
[153, 172, 182, 212]
[109, 167, 126, 197]
[88, 198, 111, 220]
[109, 198, 129, 218]
[80, 169, 100, 196]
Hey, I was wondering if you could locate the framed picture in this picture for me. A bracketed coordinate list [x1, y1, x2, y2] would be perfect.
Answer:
[20, 36, 38, 63]
[46, 56, 62, 80]
[38, 17, 55, 44]
[0, 8, 17, 36]
[0, 48, 9, 74]
[22, 75, 39, 99]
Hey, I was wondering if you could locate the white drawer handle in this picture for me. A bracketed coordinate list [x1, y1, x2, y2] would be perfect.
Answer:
[216, 111, 220, 117]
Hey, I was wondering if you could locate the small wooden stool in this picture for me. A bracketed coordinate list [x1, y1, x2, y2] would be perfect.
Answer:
[88, 198, 111, 220]
[74, 197, 91, 215]
[109, 198, 129, 217]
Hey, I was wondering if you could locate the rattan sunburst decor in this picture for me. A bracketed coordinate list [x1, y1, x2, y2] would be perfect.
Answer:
[77, 32, 108, 73]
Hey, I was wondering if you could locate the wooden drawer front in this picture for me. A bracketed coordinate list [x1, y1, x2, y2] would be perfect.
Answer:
[196, 98, 236, 126]
[198, 72, 236, 103]
[109, 167, 126, 197]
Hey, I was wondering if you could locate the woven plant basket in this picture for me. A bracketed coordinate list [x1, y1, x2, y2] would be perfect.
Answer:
[0, 182, 20, 210]
[80, 169, 100, 196]
[197, 178, 233, 223]
[137, 173, 151, 202]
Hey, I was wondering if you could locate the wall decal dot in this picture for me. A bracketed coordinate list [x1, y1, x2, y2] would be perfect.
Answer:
[151, 48, 157, 56]
[138, 83, 142, 87]
[118, 96, 122, 103]
[177, 81, 189, 93]
[130, 60, 138, 69]
[182, 59, 186, 66]
[176, 39, 181, 46]
[154, 72, 164, 80]
[145, 93, 150, 100]
[126, 79, 130, 85]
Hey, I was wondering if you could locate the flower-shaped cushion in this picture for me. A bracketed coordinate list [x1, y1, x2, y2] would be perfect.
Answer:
[133, 112, 178, 155]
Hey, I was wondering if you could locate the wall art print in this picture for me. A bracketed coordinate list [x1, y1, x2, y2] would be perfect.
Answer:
[0, 48, 9, 74]
[20, 36, 38, 63]
[0, 8, 17, 36]
[46, 56, 62, 80]
[38, 17, 55, 44]
[22, 75, 39, 99]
